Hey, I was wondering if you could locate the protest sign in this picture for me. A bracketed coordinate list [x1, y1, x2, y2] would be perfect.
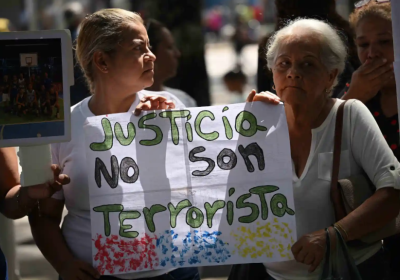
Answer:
[84, 102, 296, 276]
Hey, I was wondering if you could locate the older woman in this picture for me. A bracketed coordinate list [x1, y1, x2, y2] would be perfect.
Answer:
[247, 18, 400, 280]
[28, 8, 199, 280]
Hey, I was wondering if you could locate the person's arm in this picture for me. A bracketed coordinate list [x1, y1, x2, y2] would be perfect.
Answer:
[29, 198, 99, 280]
[0, 148, 33, 219]
[336, 100, 400, 239]
[292, 100, 400, 272]
[29, 144, 99, 280]
[0, 148, 70, 219]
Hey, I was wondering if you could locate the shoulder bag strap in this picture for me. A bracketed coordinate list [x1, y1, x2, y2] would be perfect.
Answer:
[330, 100, 348, 221]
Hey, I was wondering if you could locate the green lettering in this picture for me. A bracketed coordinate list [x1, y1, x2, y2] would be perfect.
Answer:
[236, 193, 259, 223]
[138, 113, 163, 146]
[222, 116, 233, 140]
[159, 110, 190, 145]
[185, 122, 193, 142]
[115, 122, 135, 146]
[204, 200, 225, 228]
[195, 110, 219, 141]
[235, 111, 267, 137]
[93, 204, 123, 236]
[186, 207, 204, 228]
[119, 211, 141, 238]
[168, 199, 192, 228]
[271, 194, 295, 217]
[90, 118, 113, 151]
[227, 201, 234, 225]
[143, 204, 167, 232]
[249, 185, 279, 220]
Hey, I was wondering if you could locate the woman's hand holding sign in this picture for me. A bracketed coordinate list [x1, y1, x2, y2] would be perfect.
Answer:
[134, 95, 176, 116]
[246, 90, 281, 105]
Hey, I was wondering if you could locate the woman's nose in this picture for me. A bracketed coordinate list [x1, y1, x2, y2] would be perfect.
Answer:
[287, 67, 301, 79]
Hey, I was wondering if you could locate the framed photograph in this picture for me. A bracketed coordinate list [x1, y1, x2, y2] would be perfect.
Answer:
[0, 30, 73, 147]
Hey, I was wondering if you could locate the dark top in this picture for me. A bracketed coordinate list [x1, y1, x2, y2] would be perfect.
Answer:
[0, 247, 7, 280]
[43, 78, 52, 90]
[49, 91, 57, 104]
[365, 92, 400, 160]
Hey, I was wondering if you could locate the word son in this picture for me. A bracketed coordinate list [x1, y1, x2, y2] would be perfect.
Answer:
[91, 108, 268, 188]
[94, 186, 295, 238]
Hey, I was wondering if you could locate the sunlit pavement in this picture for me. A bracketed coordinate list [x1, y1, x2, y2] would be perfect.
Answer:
[10, 43, 258, 280]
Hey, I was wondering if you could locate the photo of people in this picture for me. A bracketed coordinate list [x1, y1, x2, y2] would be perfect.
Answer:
[0, 37, 67, 141]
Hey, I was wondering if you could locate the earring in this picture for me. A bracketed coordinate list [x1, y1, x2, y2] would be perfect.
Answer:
[103, 67, 107, 72]
[272, 85, 276, 90]
[325, 88, 330, 93]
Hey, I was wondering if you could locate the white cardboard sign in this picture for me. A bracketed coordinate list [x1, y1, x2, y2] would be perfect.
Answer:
[84, 102, 296, 276]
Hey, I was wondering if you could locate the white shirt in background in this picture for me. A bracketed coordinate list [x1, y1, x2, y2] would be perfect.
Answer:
[51, 90, 185, 279]
[164, 86, 197, 107]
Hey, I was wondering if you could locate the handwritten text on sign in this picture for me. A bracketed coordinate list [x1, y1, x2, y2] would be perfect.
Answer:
[84, 102, 296, 276]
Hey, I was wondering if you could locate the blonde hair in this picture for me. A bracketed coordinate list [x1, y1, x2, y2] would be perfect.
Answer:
[76, 8, 144, 93]
[349, 2, 391, 30]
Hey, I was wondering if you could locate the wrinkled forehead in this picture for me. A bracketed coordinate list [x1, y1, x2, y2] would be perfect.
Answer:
[277, 33, 323, 59]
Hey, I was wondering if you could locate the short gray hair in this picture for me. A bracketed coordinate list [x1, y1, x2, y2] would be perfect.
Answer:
[266, 18, 347, 91]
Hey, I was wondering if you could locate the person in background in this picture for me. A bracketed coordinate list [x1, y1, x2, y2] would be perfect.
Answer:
[38, 84, 50, 116]
[341, 1, 399, 277]
[145, 19, 197, 107]
[10, 75, 18, 112]
[18, 73, 25, 92]
[0, 148, 70, 280]
[257, 0, 359, 98]
[26, 83, 39, 116]
[15, 88, 26, 116]
[43, 72, 52, 91]
[30, 73, 38, 91]
[248, 18, 400, 280]
[29, 9, 199, 280]
[223, 67, 247, 104]
[63, 1, 84, 42]
[48, 84, 60, 119]
[1, 75, 10, 109]
[64, 2, 91, 106]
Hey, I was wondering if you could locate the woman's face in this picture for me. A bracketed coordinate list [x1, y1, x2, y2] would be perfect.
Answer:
[355, 16, 393, 65]
[154, 27, 181, 82]
[103, 22, 156, 92]
[272, 35, 337, 106]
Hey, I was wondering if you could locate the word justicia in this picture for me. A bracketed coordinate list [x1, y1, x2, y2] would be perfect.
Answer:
[93, 186, 295, 238]
[91, 108, 269, 188]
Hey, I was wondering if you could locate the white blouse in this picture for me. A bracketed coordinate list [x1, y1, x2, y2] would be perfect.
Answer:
[266, 99, 400, 280]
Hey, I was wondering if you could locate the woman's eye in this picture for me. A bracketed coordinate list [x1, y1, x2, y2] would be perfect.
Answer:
[380, 40, 391, 45]
[358, 43, 369, 48]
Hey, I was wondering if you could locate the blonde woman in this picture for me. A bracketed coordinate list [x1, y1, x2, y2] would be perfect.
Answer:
[29, 9, 199, 280]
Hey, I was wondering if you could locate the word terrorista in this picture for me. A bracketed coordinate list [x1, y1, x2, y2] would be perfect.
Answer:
[93, 185, 295, 239]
